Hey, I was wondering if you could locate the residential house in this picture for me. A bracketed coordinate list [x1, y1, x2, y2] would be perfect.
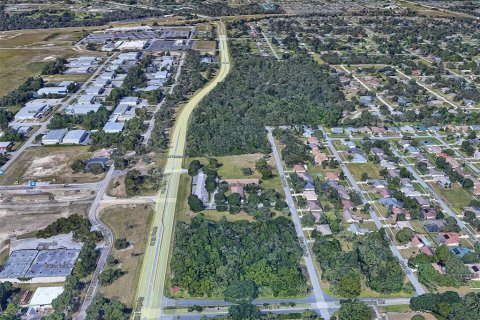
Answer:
[316, 224, 333, 236]
[293, 164, 307, 173]
[466, 264, 480, 280]
[325, 172, 340, 181]
[436, 232, 460, 246]
[424, 220, 446, 233]
[420, 207, 438, 220]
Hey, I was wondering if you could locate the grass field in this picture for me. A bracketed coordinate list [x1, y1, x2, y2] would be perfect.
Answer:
[0, 27, 98, 97]
[431, 183, 472, 212]
[193, 40, 216, 52]
[99, 204, 154, 307]
[0, 146, 104, 185]
[346, 163, 381, 181]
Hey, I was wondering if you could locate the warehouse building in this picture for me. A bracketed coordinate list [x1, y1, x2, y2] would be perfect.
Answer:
[42, 129, 68, 145]
[103, 121, 124, 133]
[62, 130, 89, 144]
[65, 104, 102, 115]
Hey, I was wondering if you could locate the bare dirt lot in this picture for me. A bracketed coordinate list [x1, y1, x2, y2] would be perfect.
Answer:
[0, 146, 105, 185]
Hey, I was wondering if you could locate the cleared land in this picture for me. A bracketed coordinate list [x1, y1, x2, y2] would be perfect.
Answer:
[99, 204, 154, 307]
[0, 146, 105, 185]
[347, 163, 381, 180]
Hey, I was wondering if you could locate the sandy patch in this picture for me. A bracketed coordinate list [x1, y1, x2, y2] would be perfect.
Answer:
[24, 154, 69, 178]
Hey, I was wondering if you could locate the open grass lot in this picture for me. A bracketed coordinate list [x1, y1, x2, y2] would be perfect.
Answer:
[0, 48, 76, 97]
[99, 204, 153, 307]
[0, 28, 87, 48]
[347, 163, 381, 180]
[0, 146, 104, 185]
[431, 183, 472, 212]
[193, 40, 216, 52]
[185, 153, 283, 193]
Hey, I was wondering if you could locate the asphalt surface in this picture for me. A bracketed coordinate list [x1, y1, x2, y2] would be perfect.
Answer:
[322, 130, 426, 296]
[76, 165, 116, 320]
[267, 128, 332, 320]
[133, 22, 231, 320]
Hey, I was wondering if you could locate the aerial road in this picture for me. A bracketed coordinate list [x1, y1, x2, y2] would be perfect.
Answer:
[133, 21, 231, 320]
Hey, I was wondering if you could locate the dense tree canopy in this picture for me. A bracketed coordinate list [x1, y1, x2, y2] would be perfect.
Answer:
[187, 54, 348, 156]
[170, 216, 307, 298]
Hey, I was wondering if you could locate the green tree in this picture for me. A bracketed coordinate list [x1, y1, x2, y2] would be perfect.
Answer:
[338, 299, 372, 320]
[338, 272, 361, 298]
[188, 194, 203, 212]
[188, 160, 202, 176]
[224, 280, 258, 302]
[396, 228, 413, 244]
[227, 302, 261, 320]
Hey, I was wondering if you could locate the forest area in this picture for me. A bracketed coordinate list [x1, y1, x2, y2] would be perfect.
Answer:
[186, 54, 349, 156]
[169, 216, 307, 299]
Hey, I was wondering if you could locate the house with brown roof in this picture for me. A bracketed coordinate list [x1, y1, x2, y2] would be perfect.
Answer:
[293, 164, 307, 173]
[325, 172, 339, 181]
[224, 179, 260, 199]
[409, 235, 424, 248]
[436, 232, 460, 246]
[420, 207, 438, 220]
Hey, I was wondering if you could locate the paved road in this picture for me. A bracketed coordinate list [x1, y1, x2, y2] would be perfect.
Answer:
[76, 165, 116, 320]
[390, 146, 479, 243]
[395, 68, 461, 110]
[1, 53, 117, 173]
[322, 129, 426, 296]
[261, 31, 280, 60]
[340, 65, 394, 113]
[267, 128, 332, 320]
[0, 182, 100, 191]
[133, 22, 231, 320]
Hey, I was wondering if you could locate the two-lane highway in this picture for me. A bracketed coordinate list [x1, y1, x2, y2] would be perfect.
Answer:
[134, 21, 231, 320]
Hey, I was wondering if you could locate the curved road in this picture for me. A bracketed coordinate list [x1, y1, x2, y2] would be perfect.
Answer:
[133, 21, 231, 320]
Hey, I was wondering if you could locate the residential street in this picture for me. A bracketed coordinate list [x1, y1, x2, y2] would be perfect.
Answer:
[267, 127, 333, 320]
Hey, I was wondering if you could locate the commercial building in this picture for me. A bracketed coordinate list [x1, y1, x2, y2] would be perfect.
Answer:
[37, 87, 68, 96]
[14, 100, 54, 121]
[42, 129, 68, 145]
[77, 95, 96, 105]
[62, 130, 89, 144]
[103, 122, 124, 133]
[119, 96, 140, 106]
[65, 104, 102, 115]
[27, 287, 64, 310]
[0, 141, 12, 154]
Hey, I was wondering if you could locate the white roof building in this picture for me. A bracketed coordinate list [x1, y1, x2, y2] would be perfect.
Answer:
[118, 40, 147, 50]
[77, 95, 96, 105]
[42, 129, 68, 145]
[65, 104, 102, 115]
[15, 100, 52, 121]
[37, 87, 68, 96]
[103, 122, 124, 133]
[62, 130, 89, 144]
[100, 72, 116, 80]
[92, 78, 111, 87]
[28, 287, 64, 309]
[120, 96, 140, 106]
[85, 86, 104, 95]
